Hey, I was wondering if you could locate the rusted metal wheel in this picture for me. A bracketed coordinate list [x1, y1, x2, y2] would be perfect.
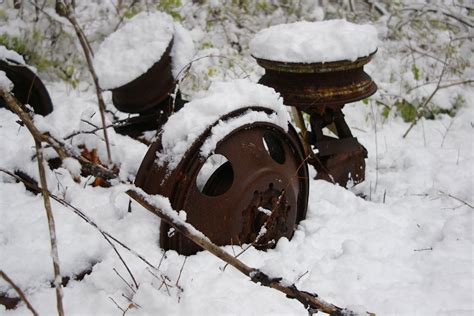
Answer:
[135, 107, 309, 255]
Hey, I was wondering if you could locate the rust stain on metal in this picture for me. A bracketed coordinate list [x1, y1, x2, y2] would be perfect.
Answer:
[255, 52, 377, 187]
[0, 59, 53, 115]
[111, 39, 175, 114]
[135, 107, 309, 255]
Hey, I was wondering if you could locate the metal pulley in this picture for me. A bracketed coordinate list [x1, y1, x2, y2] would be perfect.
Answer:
[254, 52, 377, 187]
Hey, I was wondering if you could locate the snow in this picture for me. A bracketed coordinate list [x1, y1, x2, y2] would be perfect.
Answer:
[157, 79, 289, 170]
[0, 2, 473, 316]
[62, 157, 82, 179]
[0, 71, 13, 92]
[0, 81, 473, 316]
[250, 19, 378, 63]
[94, 12, 175, 90]
[0, 45, 25, 64]
[170, 22, 195, 79]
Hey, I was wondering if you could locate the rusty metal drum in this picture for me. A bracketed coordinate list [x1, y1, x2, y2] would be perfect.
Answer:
[110, 39, 175, 114]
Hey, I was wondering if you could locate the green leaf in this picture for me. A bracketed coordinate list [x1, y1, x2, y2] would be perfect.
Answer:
[395, 99, 418, 122]
[411, 64, 420, 81]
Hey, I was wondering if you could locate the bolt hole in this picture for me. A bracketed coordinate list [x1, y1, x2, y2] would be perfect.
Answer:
[196, 154, 233, 197]
[269, 183, 274, 189]
[263, 131, 286, 164]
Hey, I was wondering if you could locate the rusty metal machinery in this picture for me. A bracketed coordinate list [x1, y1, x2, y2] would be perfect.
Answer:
[0, 59, 53, 116]
[109, 39, 184, 138]
[135, 107, 309, 255]
[255, 52, 377, 187]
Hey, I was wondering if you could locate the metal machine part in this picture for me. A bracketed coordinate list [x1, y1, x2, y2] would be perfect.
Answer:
[108, 38, 186, 139]
[0, 59, 53, 115]
[255, 52, 377, 187]
[110, 39, 175, 114]
[135, 107, 309, 255]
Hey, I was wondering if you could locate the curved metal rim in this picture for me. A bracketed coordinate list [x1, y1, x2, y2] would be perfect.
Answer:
[135, 106, 309, 255]
[0, 59, 53, 116]
[254, 50, 377, 73]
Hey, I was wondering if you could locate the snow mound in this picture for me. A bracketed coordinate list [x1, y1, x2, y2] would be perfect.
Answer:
[171, 22, 195, 78]
[0, 70, 13, 92]
[250, 19, 378, 63]
[94, 11, 194, 90]
[0, 45, 25, 64]
[157, 79, 290, 170]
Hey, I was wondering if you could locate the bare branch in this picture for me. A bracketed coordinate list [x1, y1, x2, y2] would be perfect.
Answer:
[439, 191, 474, 209]
[403, 53, 450, 138]
[0, 168, 158, 272]
[0, 270, 38, 316]
[34, 140, 64, 316]
[0, 89, 117, 180]
[127, 188, 349, 315]
[55, 0, 113, 164]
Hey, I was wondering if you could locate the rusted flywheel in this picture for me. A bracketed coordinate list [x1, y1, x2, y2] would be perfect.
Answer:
[135, 107, 309, 255]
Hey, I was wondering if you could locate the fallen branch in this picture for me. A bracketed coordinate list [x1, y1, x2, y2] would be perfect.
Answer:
[0, 89, 117, 180]
[127, 188, 350, 315]
[0, 270, 38, 316]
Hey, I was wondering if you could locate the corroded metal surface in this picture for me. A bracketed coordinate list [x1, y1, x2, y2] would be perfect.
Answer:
[113, 91, 186, 139]
[111, 39, 175, 114]
[256, 53, 377, 111]
[254, 51, 376, 73]
[135, 107, 309, 255]
[0, 59, 53, 115]
[255, 52, 378, 188]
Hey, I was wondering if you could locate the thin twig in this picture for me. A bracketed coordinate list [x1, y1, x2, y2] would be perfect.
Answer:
[113, 0, 140, 31]
[104, 233, 139, 290]
[370, 101, 379, 192]
[440, 118, 455, 148]
[0, 90, 117, 180]
[56, 0, 113, 164]
[439, 191, 474, 209]
[0, 270, 38, 316]
[34, 139, 65, 316]
[0, 168, 158, 272]
[109, 296, 126, 313]
[113, 267, 137, 294]
[403, 53, 450, 138]
[175, 257, 187, 287]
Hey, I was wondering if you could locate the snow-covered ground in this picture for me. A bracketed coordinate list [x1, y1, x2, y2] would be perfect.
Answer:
[1, 72, 473, 316]
[1, 1, 473, 315]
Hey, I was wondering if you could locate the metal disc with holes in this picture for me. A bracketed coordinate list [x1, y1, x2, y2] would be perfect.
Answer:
[135, 107, 309, 255]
